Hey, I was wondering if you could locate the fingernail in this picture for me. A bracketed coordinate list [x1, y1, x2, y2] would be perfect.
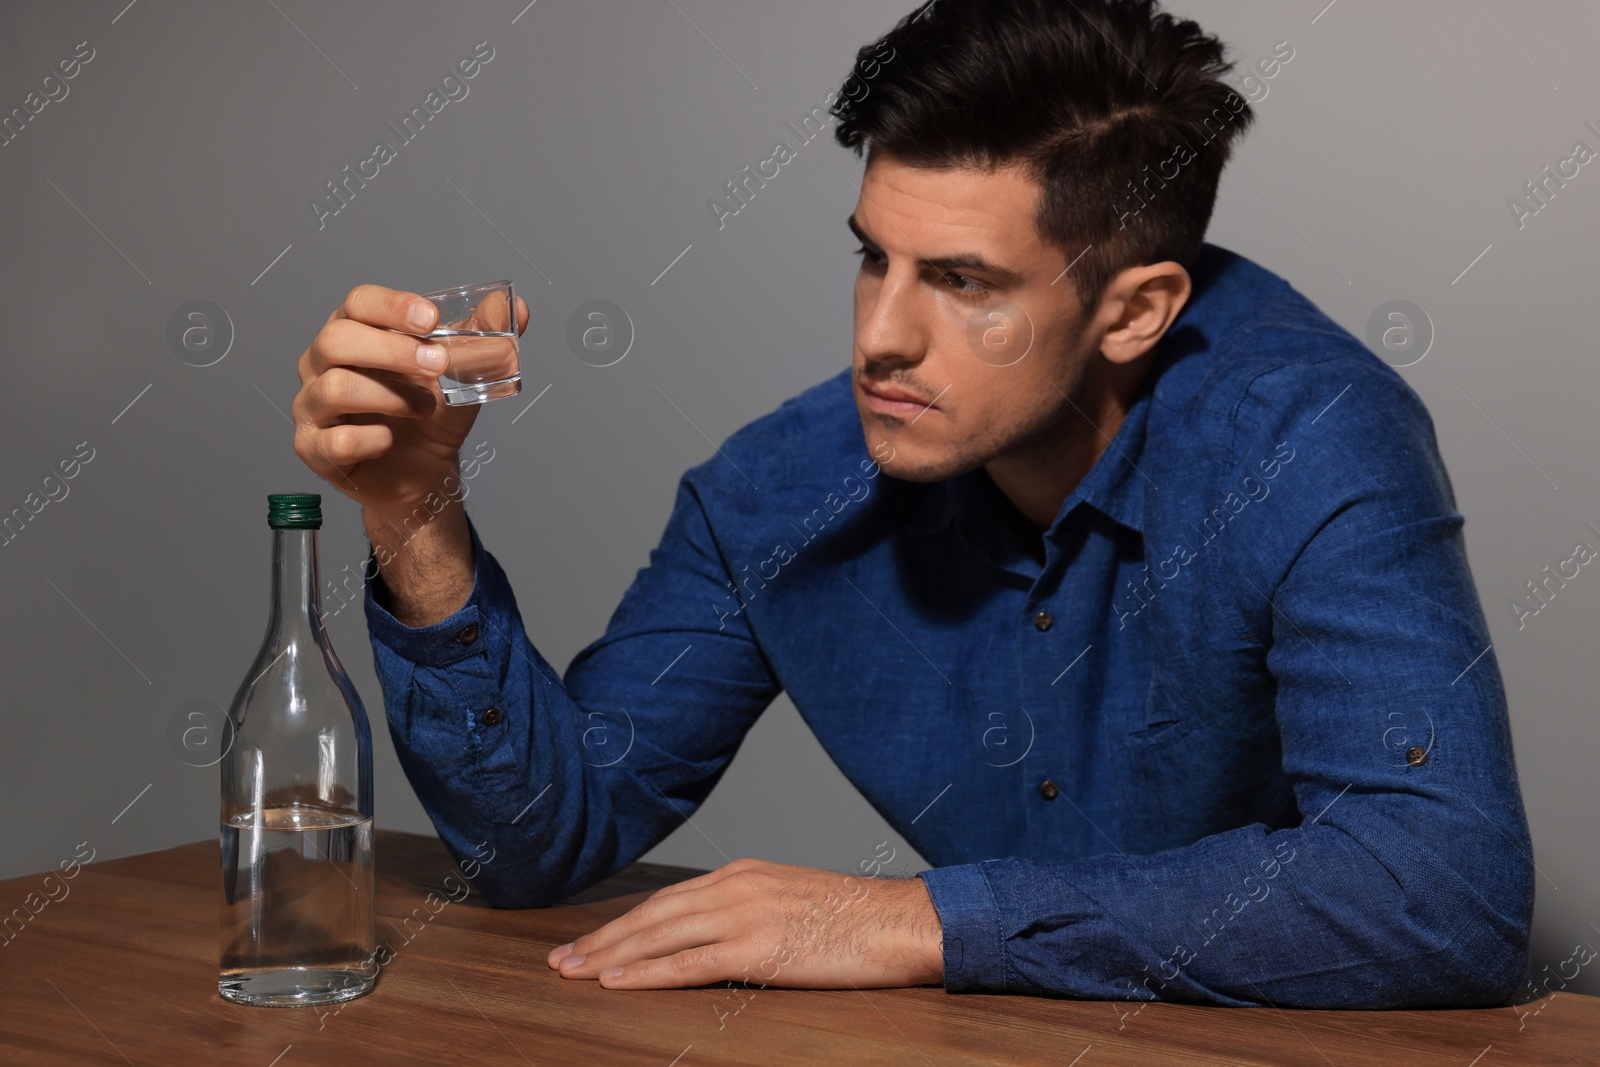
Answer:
[561, 953, 586, 968]
[599, 967, 623, 982]
[416, 344, 446, 370]
[549, 943, 574, 963]
[407, 302, 435, 331]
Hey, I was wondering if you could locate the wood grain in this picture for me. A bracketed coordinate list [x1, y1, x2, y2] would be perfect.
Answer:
[0, 830, 1594, 1066]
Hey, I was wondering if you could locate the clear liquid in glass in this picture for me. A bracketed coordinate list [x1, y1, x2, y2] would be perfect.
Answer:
[218, 806, 376, 1007]
[434, 328, 521, 405]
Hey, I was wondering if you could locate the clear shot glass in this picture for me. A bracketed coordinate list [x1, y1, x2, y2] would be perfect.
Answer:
[420, 279, 521, 405]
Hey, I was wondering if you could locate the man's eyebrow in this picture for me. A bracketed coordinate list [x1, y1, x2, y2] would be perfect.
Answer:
[846, 213, 1025, 286]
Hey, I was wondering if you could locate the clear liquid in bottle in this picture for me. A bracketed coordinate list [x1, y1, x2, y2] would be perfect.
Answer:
[219, 808, 374, 1003]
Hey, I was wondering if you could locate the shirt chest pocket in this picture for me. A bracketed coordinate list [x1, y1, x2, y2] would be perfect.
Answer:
[1128, 670, 1196, 751]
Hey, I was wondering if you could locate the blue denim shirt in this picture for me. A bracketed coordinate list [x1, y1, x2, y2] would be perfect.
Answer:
[363, 242, 1533, 1009]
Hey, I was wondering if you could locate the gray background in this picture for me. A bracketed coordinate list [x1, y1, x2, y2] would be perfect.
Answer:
[2, 0, 1597, 1001]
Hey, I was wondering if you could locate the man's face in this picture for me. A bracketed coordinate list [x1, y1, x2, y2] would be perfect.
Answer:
[849, 151, 1096, 482]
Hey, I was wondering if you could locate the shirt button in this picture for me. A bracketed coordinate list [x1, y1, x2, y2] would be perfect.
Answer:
[480, 707, 502, 726]
[1405, 746, 1427, 766]
[1039, 780, 1059, 800]
[1033, 611, 1054, 632]
[456, 623, 480, 645]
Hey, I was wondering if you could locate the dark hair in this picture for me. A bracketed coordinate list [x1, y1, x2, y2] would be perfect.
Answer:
[831, 0, 1255, 311]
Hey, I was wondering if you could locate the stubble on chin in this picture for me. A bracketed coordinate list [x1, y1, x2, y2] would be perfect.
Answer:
[856, 418, 985, 485]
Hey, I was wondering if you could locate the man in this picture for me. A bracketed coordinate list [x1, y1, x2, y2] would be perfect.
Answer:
[291, 0, 1533, 1008]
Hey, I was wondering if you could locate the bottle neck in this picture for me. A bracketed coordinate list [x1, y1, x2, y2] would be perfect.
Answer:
[269, 528, 324, 639]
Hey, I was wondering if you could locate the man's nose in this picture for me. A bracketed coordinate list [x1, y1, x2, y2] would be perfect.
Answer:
[857, 271, 928, 367]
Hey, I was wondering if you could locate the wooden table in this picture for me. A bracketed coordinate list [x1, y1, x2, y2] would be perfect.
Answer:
[1, 830, 1595, 1065]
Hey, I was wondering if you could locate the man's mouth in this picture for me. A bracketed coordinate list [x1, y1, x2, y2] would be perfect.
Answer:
[860, 379, 943, 419]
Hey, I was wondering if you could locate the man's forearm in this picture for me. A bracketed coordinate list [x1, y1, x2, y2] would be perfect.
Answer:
[363, 493, 475, 627]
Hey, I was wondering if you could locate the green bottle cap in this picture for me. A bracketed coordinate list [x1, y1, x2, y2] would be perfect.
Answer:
[267, 493, 322, 530]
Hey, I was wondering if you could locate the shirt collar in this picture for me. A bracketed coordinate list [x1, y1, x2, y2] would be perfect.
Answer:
[1052, 377, 1152, 540]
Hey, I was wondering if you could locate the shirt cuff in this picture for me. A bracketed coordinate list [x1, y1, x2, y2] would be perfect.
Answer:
[361, 510, 502, 668]
[918, 863, 1009, 992]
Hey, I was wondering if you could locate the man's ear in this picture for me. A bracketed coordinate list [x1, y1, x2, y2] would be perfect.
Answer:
[1097, 261, 1192, 366]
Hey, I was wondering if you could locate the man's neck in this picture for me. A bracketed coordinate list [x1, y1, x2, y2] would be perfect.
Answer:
[984, 359, 1148, 531]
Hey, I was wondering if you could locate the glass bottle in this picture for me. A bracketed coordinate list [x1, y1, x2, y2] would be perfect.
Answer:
[219, 492, 376, 1007]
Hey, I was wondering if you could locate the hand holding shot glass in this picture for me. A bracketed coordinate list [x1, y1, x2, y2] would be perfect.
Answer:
[417, 279, 521, 405]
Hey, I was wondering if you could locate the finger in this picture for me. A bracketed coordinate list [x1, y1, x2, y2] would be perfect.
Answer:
[551, 890, 701, 968]
[297, 366, 437, 427]
[304, 315, 449, 382]
[550, 873, 743, 971]
[514, 295, 529, 336]
[547, 861, 777, 969]
[294, 421, 394, 473]
[644, 858, 775, 907]
[556, 910, 729, 981]
[595, 942, 751, 991]
[332, 283, 438, 335]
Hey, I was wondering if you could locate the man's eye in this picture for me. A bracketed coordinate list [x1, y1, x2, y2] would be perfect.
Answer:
[853, 245, 987, 296]
[942, 271, 985, 295]
[852, 244, 885, 267]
